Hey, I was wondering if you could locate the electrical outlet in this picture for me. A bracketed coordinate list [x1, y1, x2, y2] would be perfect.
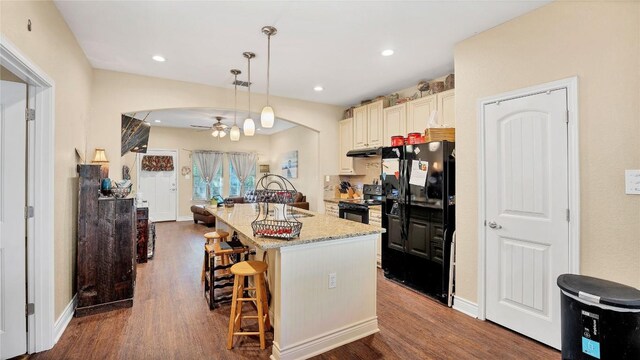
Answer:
[328, 272, 337, 289]
[625, 170, 640, 194]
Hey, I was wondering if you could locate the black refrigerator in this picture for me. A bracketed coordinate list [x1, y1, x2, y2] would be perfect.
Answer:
[380, 141, 455, 305]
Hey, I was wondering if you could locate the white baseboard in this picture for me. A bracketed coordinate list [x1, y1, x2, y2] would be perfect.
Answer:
[53, 294, 77, 344]
[452, 296, 478, 318]
[270, 317, 379, 360]
[177, 215, 192, 222]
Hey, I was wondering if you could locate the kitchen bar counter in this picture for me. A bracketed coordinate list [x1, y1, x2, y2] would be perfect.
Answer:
[206, 204, 384, 249]
[206, 203, 380, 360]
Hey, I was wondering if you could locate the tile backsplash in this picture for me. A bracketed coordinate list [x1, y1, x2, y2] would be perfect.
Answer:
[324, 156, 381, 199]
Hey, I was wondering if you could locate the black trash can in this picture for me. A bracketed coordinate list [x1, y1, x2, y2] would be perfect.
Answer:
[557, 274, 640, 359]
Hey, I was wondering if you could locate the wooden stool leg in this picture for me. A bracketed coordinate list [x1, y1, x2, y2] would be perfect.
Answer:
[235, 278, 245, 332]
[227, 274, 241, 350]
[254, 273, 266, 350]
[260, 274, 271, 330]
[201, 245, 207, 282]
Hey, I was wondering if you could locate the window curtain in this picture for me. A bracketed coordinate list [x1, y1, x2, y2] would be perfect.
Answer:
[193, 151, 224, 200]
[229, 152, 257, 196]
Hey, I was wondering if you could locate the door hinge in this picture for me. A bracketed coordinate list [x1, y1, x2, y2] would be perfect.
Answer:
[24, 205, 34, 219]
[26, 303, 35, 316]
[566, 208, 570, 222]
[25, 108, 36, 122]
[566, 110, 569, 124]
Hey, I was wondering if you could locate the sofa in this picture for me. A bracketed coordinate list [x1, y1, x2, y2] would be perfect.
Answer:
[227, 191, 309, 210]
[190, 205, 216, 226]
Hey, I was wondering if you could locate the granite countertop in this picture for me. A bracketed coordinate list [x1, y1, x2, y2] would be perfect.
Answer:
[206, 204, 385, 250]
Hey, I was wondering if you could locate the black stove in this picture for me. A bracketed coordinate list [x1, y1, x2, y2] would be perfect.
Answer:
[338, 184, 383, 223]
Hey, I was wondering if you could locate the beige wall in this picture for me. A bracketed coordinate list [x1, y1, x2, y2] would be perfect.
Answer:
[1, 0, 94, 317]
[123, 126, 272, 218]
[89, 70, 344, 213]
[269, 126, 320, 211]
[454, 1, 640, 302]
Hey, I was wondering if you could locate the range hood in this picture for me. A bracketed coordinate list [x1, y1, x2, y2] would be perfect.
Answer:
[346, 147, 381, 157]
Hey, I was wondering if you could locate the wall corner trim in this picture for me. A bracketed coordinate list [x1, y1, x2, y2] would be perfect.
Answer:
[53, 294, 77, 344]
[452, 296, 479, 318]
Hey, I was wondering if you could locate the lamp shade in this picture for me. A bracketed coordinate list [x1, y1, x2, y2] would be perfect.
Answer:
[219, 131, 227, 138]
[260, 106, 275, 128]
[243, 118, 256, 136]
[212, 130, 219, 137]
[230, 125, 240, 141]
[92, 148, 108, 163]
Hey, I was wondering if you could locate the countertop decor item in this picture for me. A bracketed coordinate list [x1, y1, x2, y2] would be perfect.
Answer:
[230, 69, 242, 142]
[260, 26, 277, 129]
[251, 174, 302, 240]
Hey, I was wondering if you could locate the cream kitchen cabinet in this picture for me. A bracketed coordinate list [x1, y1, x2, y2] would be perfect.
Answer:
[406, 94, 437, 135]
[436, 89, 455, 127]
[396, 90, 455, 138]
[338, 118, 355, 174]
[369, 209, 383, 268]
[382, 103, 406, 146]
[353, 100, 385, 149]
[324, 201, 340, 218]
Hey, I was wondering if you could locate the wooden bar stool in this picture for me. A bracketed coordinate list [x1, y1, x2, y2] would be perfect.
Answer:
[201, 230, 229, 281]
[227, 260, 270, 350]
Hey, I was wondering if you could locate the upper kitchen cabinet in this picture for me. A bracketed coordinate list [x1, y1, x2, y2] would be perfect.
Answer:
[339, 118, 355, 174]
[406, 94, 437, 134]
[383, 103, 406, 146]
[353, 106, 368, 149]
[353, 100, 386, 149]
[367, 101, 384, 147]
[436, 89, 455, 127]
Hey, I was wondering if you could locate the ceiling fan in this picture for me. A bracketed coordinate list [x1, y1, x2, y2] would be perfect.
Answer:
[191, 116, 228, 138]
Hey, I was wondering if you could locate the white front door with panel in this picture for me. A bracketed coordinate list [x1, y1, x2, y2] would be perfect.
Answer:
[138, 149, 177, 222]
[0, 80, 28, 359]
[484, 89, 569, 349]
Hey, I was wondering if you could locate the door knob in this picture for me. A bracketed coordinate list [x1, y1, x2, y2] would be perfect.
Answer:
[487, 221, 502, 229]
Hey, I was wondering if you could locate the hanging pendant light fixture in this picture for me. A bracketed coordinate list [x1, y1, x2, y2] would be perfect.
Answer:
[243, 52, 256, 136]
[260, 26, 277, 128]
[230, 69, 242, 141]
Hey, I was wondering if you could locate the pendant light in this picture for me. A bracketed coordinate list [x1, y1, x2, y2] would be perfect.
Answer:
[243, 52, 256, 136]
[230, 69, 242, 141]
[260, 26, 277, 128]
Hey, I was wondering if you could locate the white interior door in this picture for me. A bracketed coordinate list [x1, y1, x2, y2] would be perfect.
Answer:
[138, 150, 177, 222]
[0, 80, 28, 358]
[484, 89, 568, 349]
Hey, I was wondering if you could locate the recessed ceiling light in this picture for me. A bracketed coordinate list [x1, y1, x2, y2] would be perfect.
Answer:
[313, 86, 324, 92]
[152, 55, 166, 62]
[381, 49, 394, 57]
[154, 120, 161, 123]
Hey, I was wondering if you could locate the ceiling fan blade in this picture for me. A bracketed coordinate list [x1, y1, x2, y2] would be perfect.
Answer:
[190, 125, 212, 129]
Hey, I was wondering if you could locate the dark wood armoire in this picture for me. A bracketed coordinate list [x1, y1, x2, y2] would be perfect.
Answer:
[76, 164, 136, 317]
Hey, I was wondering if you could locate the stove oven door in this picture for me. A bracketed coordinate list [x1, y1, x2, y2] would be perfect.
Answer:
[338, 205, 369, 224]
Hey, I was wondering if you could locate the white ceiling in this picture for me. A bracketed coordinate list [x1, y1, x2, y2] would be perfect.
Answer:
[55, 1, 550, 106]
[127, 107, 297, 134]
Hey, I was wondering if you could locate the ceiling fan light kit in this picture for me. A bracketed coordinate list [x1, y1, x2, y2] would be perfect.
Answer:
[260, 25, 277, 129]
[243, 51, 256, 136]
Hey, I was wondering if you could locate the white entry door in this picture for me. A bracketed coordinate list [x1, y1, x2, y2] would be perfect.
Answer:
[138, 149, 177, 222]
[484, 89, 569, 349]
[0, 80, 28, 358]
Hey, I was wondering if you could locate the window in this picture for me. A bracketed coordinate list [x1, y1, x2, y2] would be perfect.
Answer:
[192, 159, 223, 200]
[229, 162, 256, 197]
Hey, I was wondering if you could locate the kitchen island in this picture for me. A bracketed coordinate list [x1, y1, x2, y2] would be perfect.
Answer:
[206, 204, 384, 360]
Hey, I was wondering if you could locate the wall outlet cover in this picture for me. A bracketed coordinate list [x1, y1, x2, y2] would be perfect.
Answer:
[625, 170, 640, 195]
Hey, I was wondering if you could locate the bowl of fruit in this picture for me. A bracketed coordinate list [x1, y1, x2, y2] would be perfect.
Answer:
[251, 219, 302, 240]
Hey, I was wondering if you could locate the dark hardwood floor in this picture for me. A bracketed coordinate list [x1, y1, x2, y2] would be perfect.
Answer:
[32, 221, 559, 360]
